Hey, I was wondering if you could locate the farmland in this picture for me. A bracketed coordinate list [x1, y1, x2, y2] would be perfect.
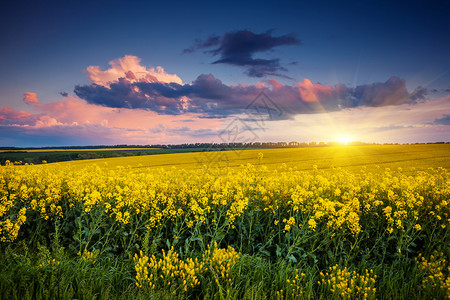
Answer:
[61, 143, 450, 172]
[0, 148, 163, 165]
[0, 144, 449, 299]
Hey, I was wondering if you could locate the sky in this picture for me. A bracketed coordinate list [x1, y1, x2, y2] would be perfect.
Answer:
[1, 0, 449, 147]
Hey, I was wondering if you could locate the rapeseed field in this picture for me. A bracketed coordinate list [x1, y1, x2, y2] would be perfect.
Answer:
[0, 145, 449, 299]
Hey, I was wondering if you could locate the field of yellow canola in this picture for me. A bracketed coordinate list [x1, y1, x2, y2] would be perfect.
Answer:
[58, 144, 450, 172]
[0, 152, 449, 299]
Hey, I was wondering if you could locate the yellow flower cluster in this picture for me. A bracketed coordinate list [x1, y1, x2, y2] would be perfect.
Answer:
[282, 217, 295, 232]
[319, 265, 377, 299]
[1, 161, 449, 243]
[38, 258, 61, 269]
[134, 243, 240, 293]
[77, 249, 98, 264]
[0, 207, 26, 242]
[203, 242, 241, 283]
[1, 161, 64, 241]
[276, 269, 307, 299]
[134, 247, 205, 293]
[416, 252, 450, 298]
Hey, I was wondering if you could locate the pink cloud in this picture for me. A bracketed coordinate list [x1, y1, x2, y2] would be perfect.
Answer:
[23, 92, 40, 104]
[2, 94, 449, 146]
[255, 81, 266, 88]
[85, 55, 183, 87]
[76, 56, 422, 118]
[35, 116, 63, 128]
[0, 94, 226, 146]
[0, 106, 40, 125]
[269, 79, 282, 89]
[34, 96, 221, 131]
[296, 79, 333, 102]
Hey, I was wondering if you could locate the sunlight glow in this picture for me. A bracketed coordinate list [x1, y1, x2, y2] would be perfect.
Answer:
[337, 135, 352, 145]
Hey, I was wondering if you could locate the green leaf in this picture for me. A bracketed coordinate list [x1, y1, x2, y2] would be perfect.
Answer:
[288, 254, 297, 263]
[276, 244, 282, 257]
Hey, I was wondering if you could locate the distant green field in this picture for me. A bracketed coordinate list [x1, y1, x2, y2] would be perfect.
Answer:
[58, 144, 450, 172]
[0, 147, 214, 165]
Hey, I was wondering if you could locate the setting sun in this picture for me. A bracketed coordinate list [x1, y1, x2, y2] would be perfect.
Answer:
[337, 135, 352, 145]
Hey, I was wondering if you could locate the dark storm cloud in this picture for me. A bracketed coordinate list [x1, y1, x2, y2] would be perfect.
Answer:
[60, 92, 69, 97]
[184, 30, 300, 77]
[74, 75, 424, 119]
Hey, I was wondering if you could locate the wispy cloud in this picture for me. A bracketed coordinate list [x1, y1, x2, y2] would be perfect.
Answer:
[184, 30, 300, 78]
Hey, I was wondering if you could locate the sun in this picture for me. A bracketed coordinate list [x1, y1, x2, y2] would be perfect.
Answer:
[337, 135, 352, 145]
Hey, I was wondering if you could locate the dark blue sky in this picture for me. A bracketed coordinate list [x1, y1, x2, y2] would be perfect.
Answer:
[0, 0, 449, 146]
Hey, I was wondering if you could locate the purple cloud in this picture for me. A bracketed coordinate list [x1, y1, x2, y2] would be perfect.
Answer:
[182, 35, 221, 54]
[434, 114, 450, 125]
[74, 74, 425, 119]
[352, 77, 410, 107]
[184, 30, 300, 78]
[74, 79, 185, 115]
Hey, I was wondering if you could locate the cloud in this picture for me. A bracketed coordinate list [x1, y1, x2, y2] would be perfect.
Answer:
[74, 73, 266, 115]
[184, 30, 300, 77]
[75, 72, 426, 119]
[265, 95, 450, 144]
[296, 79, 334, 103]
[23, 92, 39, 104]
[2, 87, 447, 147]
[34, 116, 64, 128]
[269, 79, 283, 89]
[1, 91, 228, 147]
[74, 80, 186, 114]
[409, 86, 427, 101]
[6, 54, 436, 147]
[182, 35, 221, 54]
[434, 114, 450, 125]
[0, 123, 125, 147]
[0, 106, 41, 125]
[351, 76, 410, 107]
[84, 55, 182, 87]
